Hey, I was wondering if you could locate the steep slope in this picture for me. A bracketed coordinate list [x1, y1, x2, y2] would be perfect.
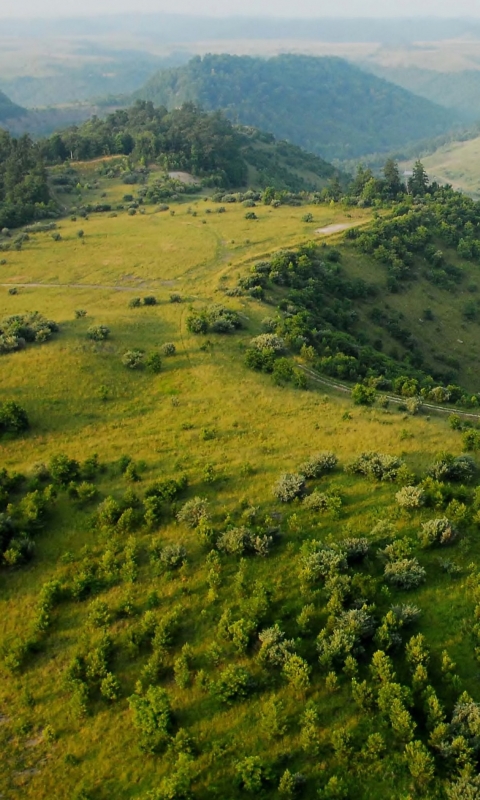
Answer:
[0, 89, 25, 123]
[361, 63, 480, 123]
[2, 169, 480, 799]
[401, 134, 480, 198]
[135, 54, 457, 161]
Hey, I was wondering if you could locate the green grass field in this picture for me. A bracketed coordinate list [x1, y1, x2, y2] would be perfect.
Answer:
[1, 180, 480, 799]
[403, 136, 480, 199]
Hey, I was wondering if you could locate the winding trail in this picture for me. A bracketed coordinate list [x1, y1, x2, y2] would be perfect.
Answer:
[0, 282, 158, 292]
[298, 365, 480, 420]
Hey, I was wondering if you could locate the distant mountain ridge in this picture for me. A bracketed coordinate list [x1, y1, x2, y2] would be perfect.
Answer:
[359, 63, 480, 123]
[135, 54, 458, 161]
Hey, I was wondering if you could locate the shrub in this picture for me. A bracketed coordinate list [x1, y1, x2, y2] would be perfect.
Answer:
[272, 358, 294, 385]
[236, 757, 265, 793]
[347, 452, 405, 482]
[302, 213, 314, 223]
[0, 401, 29, 435]
[463, 430, 480, 452]
[122, 350, 145, 369]
[49, 453, 80, 485]
[429, 453, 476, 482]
[75, 309, 87, 318]
[406, 397, 423, 416]
[162, 343, 176, 356]
[186, 314, 208, 334]
[250, 334, 285, 352]
[273, 473, 306, 502]
[128, 684, 173, 753]
[160, 545, 187, 570]
[177, 497, 210, 528]
[258, 625, 295, 667]
[0, 312, 59, 354]
[213, 665, 253, 704]
[217, 527, 252, 556]
[303, 490, 342, 515]
[245, 211, 257, 220]
[129, 297, 142, 308]
[170, 293, 182, 303]
[396, 486, 426, 510]
[143, 296, 157, 306]
[342, 537, 369, 562]
[87, 325, 110, 341]
[299, 451, 337, 478]
[146, 352, 162, 373]
[352, 384, 376, 405]
[216, 527, 273, 558]
[384, 558, 426, 590]
[418, 517, 458, 548]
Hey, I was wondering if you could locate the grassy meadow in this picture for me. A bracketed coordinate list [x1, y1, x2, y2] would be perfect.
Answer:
[1, 181, 480, 799]
[403, 136, 480, 199]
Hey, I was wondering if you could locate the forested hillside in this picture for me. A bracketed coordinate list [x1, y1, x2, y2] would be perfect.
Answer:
[0, 130, 54, 229]
[361, 64, 480, 123]
[38, 102, 342, 191]
[135, 54, 457, 161]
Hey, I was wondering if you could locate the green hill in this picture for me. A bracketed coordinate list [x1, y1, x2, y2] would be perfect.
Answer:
[361, 64, 480, 123]
[401, 134, 480, 199]
[134, 54, 457, 161]
[3, 125, 480, 799]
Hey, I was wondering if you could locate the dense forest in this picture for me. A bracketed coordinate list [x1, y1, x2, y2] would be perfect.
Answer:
[0, 130, 54, 229]
[135, 54, 457, 161]
[39, 103, 249, 188]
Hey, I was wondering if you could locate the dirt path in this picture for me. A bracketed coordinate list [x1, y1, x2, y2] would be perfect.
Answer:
[298, 365, 480, 420]
[0, 282, 167, 292]
[315, 222, 356, 235]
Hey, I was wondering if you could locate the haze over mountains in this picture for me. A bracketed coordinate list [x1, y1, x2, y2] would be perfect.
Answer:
[134, 54, 456, 161]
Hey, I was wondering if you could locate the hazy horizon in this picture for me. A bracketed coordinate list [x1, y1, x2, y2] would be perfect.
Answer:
[2, 0, 480, 19]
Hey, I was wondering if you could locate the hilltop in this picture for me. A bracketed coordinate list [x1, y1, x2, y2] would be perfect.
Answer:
[135, 54, 457, 162]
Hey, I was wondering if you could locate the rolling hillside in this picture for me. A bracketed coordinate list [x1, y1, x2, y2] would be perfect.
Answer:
[2, 157, 480, 799]
[134, 54, 458, 161]
[402, 135, 480, 198]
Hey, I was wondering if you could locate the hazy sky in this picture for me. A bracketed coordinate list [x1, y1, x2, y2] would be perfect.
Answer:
[1, 0, 480, 18]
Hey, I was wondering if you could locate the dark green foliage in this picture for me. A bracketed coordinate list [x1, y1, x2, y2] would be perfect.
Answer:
[49, 454, 80, 486]
[0, 401, 29, 435]
[135, 54, 454, 161]
[146, 352, 162, 373]
[41, 102, 248, 188]
[347, 452, 406, 482]
[122, 350, 145, 369]
[0, 312, 59, 354]
[273, 473, 306, 503]
[187, 304, 242, 335]
[86, 325, 110, 341]
[351, 384, 376, 406]
[428, 453, 476, 482]
[128, 684, 173, 752]
[0, 129, 55, 230]
[212, 665, 254, 704]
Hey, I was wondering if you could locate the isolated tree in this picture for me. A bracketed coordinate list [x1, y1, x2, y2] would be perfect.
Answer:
[383, 159, 404, 199]
[408, 161, 429, 197]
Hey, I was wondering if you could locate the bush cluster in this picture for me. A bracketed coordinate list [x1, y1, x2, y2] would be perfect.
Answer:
[0, 313, 59, 354]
